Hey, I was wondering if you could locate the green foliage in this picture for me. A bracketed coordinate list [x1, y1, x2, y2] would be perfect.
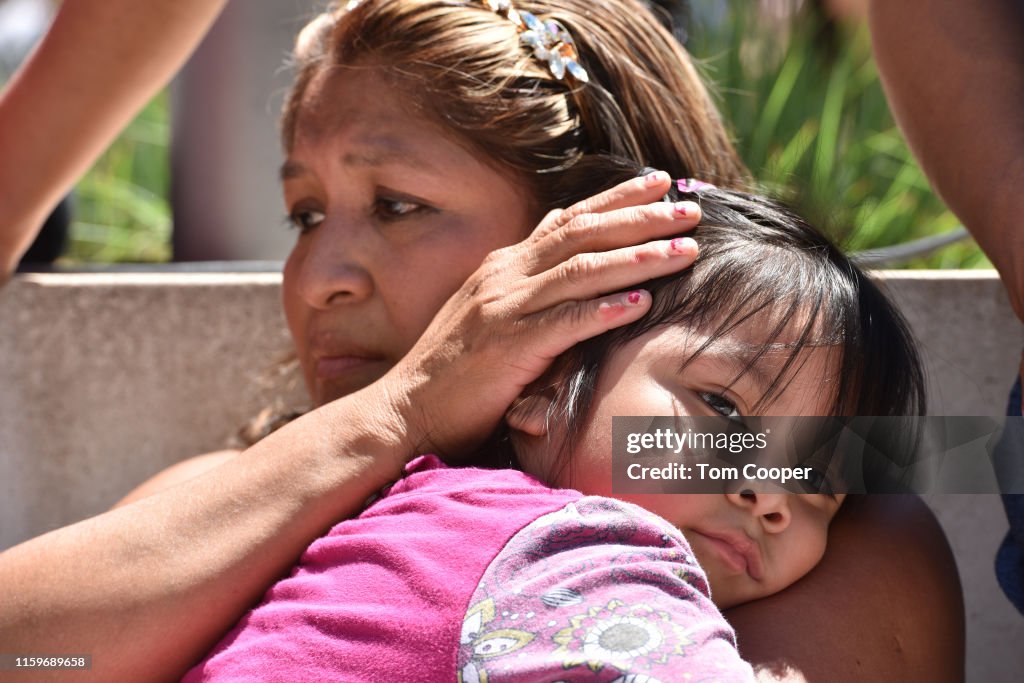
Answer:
[686, 2, 988, 268]
[65, 91, 172, 263]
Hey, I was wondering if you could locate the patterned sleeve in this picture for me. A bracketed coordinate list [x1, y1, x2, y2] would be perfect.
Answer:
[456, 496, 755, 683]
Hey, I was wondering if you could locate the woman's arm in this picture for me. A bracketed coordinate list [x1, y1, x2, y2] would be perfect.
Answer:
[869, 0, 1024, 324]
[726, 495, 964, 682]
[0, 175, 700, 681]
[0, 0, 229, 283]
[113, 450, 240, 508]
[0, 386, 412, 681]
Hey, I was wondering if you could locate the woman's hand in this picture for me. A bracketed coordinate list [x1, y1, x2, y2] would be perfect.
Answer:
[383, 172, 700, 457]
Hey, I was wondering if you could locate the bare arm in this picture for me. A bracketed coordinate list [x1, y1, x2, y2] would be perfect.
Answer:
[112, 450, 241, 508]
[726, 495, 964, 682]
[869, 0, 1024, 322]
[0, 384, 413, 681]
[0, 0, 229, 282]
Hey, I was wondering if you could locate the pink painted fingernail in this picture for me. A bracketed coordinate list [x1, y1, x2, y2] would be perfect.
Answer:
[670, 237, 696, 254]
[644, 171, 667, 186]
[674, 202, 695, 218]
[627, 291, 642, 305]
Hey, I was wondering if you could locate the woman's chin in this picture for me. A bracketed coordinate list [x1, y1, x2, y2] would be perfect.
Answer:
[313, 360, 392, 405]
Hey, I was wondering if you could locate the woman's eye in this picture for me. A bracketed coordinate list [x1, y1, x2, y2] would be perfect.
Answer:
[287, 209, 325, 233]
[374, 197, 427, 221]
[698, 392, 741, 419]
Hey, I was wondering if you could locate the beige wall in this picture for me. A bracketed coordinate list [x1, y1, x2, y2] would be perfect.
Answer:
[1, 270, 1022, 677]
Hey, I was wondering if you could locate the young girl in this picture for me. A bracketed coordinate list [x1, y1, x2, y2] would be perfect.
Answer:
[184, 161, 924, 681]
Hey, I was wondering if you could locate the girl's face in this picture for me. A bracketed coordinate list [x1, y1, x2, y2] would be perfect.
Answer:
[512, 323, 846, 609]
[281, 68, 537, 405]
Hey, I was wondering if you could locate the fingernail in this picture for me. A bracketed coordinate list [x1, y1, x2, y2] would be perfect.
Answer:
[627, 290, 643, 305]
[644, 171, 668, 186]
[669, 237, 697, 254]
[673, 202, 692, 217]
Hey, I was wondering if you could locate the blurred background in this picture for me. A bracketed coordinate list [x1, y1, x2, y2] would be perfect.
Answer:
[0, 0, 987, 269]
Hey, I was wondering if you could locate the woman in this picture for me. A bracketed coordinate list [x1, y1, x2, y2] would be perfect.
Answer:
[0, 1, 962, 680]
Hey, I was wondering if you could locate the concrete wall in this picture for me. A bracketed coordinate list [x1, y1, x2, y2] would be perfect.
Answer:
[1, 269, 1022, 679]
[171, 0, 314, 261]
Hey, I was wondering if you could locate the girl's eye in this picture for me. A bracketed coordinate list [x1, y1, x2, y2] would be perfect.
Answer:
[374, 197, 428, 221]
[287, 209, 325, 233]
[699, 392, 741, 419]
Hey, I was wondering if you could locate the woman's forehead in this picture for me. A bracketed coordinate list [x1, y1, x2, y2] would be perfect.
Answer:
[286, 68, 496, 178]
[294, 68, 433, 143]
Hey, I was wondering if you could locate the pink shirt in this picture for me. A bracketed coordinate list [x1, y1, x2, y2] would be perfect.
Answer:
[185, 456, 753, 682]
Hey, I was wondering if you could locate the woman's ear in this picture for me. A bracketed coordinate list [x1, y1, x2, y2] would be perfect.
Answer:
[506, 392, 553, 437]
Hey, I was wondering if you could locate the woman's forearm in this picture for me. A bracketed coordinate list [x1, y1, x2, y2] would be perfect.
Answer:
[0, 383, 409, 682]
[0, 0, 229, 281]
[869, 0, 1024, 321]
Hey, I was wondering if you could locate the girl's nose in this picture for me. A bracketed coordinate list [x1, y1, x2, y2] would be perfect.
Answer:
[727, 490, 792, 534]
[295, 224, 375, 309]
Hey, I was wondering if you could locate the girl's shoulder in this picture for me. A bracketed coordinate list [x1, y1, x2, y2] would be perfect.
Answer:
[456, 496, 754, 682]
[374, 454, 576, 506]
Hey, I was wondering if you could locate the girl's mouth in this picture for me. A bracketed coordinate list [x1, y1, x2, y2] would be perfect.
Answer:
[689, 529, 764, 581]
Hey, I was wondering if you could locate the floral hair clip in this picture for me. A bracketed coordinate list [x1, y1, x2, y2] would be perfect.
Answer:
[676, 178, 717, 193]
[482, 0, 589, 83]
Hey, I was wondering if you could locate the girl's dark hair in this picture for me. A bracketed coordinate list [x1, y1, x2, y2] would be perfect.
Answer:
[498, 155, 926, 483]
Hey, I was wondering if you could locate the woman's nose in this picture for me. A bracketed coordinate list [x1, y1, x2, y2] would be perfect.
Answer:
[295, 224, 375, 309]
[727, 490, 792, 534]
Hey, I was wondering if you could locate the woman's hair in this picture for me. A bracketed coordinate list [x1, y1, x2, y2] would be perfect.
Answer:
[282, 0, 750, 207]
[503, 156, 926, 483]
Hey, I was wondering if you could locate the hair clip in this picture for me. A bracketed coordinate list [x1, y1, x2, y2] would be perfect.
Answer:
[677, 179, 717, 193]
[483, 0, 589, 83]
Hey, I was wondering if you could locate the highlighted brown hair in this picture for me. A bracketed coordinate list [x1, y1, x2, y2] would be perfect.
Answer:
[281, 0, 749, 208]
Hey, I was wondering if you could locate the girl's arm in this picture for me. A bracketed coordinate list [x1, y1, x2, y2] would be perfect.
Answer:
[726, 495, 964, 682]
[0, 175, 699, 681]
[0, 0, 229, 283]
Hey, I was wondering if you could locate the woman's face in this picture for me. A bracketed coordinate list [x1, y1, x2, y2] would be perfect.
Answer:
[513, 323, 846, 609]
[281, 68, 537, 405]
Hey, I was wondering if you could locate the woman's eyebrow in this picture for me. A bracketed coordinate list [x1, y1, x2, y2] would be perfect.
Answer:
[280, 161, 307, 181]
[279, 142, 441, 182]
[339, 139, 441, 172]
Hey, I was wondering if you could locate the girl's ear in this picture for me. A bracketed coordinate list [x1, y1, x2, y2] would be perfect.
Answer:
[506, 392, 553, 437]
